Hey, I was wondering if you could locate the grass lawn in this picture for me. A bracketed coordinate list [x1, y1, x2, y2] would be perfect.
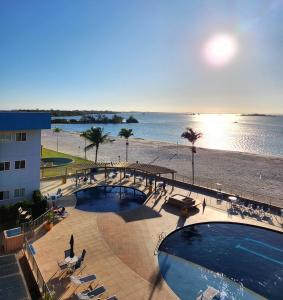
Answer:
[41, 147, 92, 178]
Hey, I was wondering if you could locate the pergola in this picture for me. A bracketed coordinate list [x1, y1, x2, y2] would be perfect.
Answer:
[73, 161, 176, 192]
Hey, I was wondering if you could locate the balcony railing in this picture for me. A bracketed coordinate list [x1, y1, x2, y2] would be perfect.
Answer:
[23, 238, 53, 299]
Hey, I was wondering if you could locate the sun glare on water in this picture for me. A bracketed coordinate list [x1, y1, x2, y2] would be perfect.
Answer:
[203, 33, 238, 67]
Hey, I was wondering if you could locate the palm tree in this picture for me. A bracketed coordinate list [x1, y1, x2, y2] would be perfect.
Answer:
[81, 127, 110, 163]
[119, 128, 133, 161]
[181, 128, 202, 184]
[53, 127, 62, 152]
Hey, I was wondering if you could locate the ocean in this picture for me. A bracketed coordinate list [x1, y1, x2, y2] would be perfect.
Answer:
[51, 113, 283, 157]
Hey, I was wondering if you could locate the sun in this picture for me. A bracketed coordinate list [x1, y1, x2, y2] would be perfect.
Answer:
[203, 33, 238, 67]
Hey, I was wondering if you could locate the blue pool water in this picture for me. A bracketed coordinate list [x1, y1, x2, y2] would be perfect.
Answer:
[5, 227, 21, 237]
[75, 185, 147, 212]
[158, 222, 283, 300]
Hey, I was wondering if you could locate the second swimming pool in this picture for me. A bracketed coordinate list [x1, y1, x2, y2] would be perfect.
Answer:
[75, 185, 147, 212]
[158, 222, 283, 300]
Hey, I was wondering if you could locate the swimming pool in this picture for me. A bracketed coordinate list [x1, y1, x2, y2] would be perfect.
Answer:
[75, 185, 147, 212]
[158, 222, 283, 300]
[41, 157, 73, 167]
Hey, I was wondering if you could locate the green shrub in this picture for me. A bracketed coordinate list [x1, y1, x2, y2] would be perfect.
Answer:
[0, 192, 47, 229]
[32, 190, 43, 203]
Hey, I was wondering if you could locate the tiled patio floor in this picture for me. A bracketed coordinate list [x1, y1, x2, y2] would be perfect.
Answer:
[34, 178, 282, 299]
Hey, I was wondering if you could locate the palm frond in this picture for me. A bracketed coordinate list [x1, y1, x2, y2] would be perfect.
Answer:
[119, 128, 134, 139]
[181, 128, 202, 144]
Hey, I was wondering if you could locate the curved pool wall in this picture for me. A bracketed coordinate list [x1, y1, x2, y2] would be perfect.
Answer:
[158, 222, 283, 300]
[75, 185, 147, 212]
[41, 157, 73, 167]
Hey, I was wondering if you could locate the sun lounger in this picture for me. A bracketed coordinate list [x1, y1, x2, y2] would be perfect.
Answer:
[18, 207, 32, 221]
[70, 249, 86, 272]
[18, 207, 28, 216]
[57, 260, 68, 275]
[56, 207, 69, 218]
[109, 172, 117, 179]
[57, 211, 69, 218]
[75, 286, 106, 300]
[136, 176, 143, 182]
[71, 274, 97, 286]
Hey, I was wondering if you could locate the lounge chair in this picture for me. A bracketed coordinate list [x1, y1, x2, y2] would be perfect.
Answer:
[18, 206, 28, 216]
[64, 249, 71, 258]
[57, 260, 69, 275]
[75, 286, 106, 300]
[135, 175, 144, 182]
[125, 172, 131, 178]
[70, 274, 97, 286]
[109, 172, 117, 179]
[70, 249, 86, 272]
[57, 207, 69, 218]
[18, 207, 32, 221]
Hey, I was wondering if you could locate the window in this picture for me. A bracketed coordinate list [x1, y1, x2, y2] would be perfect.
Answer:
[0, 191, 9, 200]
[0, 133, 12, 143]
[16, 132, 26, 141]
[14, 188, 25, 198]
[15, 160, 26, 169]
[0, 161, 10, 171]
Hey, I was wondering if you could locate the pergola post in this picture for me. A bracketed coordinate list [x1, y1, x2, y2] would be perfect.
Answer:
[120, 169, 122, 183]
[75, 170, 78, 187]
[134, 170, 136, 184]
[154, 174, 157, 192]
[104, 165, 107, 181]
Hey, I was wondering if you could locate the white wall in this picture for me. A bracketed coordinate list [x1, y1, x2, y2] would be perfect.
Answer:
[0, 130, 41, 205]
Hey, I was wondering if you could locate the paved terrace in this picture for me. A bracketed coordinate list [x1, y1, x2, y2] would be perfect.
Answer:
[32, 176, 283, 300]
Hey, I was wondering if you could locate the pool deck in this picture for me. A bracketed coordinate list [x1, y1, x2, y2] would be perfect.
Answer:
[33, 176, 282, 299]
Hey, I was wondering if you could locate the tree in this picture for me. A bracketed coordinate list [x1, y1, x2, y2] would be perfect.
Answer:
[81, 127, 111, 163]
[53, 127, 62, 152]
[181, 128, 202, 184]
[126, 115, 138, 123]
[118, 128, 134, 161]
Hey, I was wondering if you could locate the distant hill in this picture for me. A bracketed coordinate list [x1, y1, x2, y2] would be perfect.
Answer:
[241, 113, 277, 117]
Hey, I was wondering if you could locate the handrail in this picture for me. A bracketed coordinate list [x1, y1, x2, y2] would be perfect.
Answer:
[23, 238, 53, 298]
[154, 232, 166, 255]
[21, 209, 51, 233]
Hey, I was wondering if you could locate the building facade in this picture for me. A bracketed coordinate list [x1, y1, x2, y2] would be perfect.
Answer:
[0, 112, 51, 205]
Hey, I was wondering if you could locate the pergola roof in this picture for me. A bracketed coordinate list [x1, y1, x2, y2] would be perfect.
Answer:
[127, 163, 176, 175]
[73, 161, 176, 175]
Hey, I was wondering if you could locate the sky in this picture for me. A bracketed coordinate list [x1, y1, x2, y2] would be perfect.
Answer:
[0, 0, 282, 113]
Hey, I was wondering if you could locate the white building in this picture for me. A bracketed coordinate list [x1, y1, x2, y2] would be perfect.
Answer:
[0, 112, 51, 205]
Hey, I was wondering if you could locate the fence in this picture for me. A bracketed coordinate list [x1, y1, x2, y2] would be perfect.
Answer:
[21, 210, 50, 233]
[163, 173, 283, 209]
[23, 238, 53, 298]
[41, 161, 283, 208]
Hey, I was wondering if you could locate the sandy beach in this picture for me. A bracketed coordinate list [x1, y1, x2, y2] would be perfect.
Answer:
[42, 130, 283, 206]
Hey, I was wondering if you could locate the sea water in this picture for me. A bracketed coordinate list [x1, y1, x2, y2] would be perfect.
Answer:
[51, 113, 283, 157]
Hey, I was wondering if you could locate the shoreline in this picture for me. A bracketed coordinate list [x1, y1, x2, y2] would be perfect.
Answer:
[65, 129, 283, 160]
[42, 129, 283, 205]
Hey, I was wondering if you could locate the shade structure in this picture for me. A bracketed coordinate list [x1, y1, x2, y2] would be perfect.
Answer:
[70, 234, 74, 258]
